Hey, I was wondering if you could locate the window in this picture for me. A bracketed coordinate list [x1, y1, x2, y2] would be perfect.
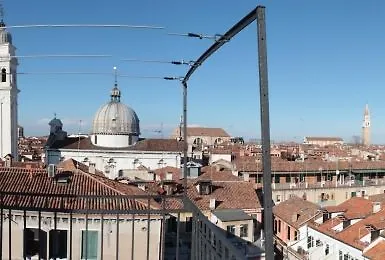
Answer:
[344, 253, 349, 260]
[287, 226, 291, 240]
[185, 217, 192, 232]
[1, 68, 6, 82]
[307, 236, 314, 248]
[49, 230, 67, 259]
[94, 135, 97, 144]
[81, 230, 98, 259]
[286, 175, 291, 183]
[339, 250, 343, 260]
[274, 175, 280, 183]
[25, 228, 47, 258]
[294, 231, 298, 240]
[325, 244, 329, 255]
[226, 225, 235, 237]
[361, 190, 366, 197]
[278, 220, 281, 233]
[276, 195, 281, 202]
[351, 192, 356, 197]
[274, 219, 277, 234]
[240, 224, 248, 238]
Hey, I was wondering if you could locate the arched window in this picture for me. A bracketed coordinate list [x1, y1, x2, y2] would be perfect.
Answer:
[193, 138, 203, 146]
[1, 68, 6, 82]
[214, 138, 223, 145]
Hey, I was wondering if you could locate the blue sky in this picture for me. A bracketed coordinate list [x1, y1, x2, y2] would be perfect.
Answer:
[4, 1, 385, 143]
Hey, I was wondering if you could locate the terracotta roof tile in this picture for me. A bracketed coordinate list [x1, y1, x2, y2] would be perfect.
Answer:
[57, 158, 104, 176]
[363, 240, 385, 260]
[325, 197, 373, 220]
[49, 137, 183, 152]
[0, 160, 160, 212]
[197, 166, 240, 182]
[172, 127, 230, 137]
[186, 180, 261, 212]
[311, 198, 385, 250]
[273, 196, 320, 229]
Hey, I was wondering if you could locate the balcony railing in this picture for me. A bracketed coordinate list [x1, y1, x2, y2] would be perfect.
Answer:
[0, 191, 251, 260]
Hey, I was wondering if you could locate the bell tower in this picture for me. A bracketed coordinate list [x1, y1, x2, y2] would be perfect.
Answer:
[362, 104, 370, 146]
[0, 14, 19, 159]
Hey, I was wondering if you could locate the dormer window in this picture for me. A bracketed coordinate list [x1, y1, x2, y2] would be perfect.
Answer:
[197, 180, 212, 195]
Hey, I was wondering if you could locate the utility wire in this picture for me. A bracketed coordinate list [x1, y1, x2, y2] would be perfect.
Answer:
[0, 24, 164, 30]
[3, 54, 113, 59]
[8, 71, 182, 80]
[168, 32, 227, 42]
[121, 58, 195, 66]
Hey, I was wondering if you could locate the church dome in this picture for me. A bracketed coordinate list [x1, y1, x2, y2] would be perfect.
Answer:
[0, 21, 12, 44]
[91, 85, 140, 135]
[49, 117, 63, 128]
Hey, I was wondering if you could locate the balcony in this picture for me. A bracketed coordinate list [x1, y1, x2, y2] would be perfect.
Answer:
[0, 191, 263, 260]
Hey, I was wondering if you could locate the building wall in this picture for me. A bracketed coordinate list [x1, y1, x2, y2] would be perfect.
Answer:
[90, 134, 138, 148]
[293, 225, 365, 260]
[272, 184, 385, 206]
[0, 43, 18, 159]
[188, 135, 231, 148]
[209, 216, 254, 242]
[209, 153, 231, 164]
[2, 211, 162, 260]
[46, 149, 181, 179]
[273, 216, 299, 244]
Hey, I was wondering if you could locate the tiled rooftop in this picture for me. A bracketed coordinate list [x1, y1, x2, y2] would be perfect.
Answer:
[311, 197, 385, 250]
[363, 240, 385, 260]
[0, 159, 160, 211]
[273, 196, 320, 229]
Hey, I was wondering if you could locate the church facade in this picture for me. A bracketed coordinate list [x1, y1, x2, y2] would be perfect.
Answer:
[45, 82, 182, 179]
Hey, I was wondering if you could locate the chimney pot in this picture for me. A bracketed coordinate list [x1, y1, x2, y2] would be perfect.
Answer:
[89, 163, 96, 174]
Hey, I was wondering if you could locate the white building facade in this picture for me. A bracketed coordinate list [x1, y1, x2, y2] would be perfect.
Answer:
[45, 82, 182, 179]
[0, 20, 18, 159]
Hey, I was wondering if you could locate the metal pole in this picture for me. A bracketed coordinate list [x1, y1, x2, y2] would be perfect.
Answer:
[256, 6, 274, 259]
[182, 82, 188, 189]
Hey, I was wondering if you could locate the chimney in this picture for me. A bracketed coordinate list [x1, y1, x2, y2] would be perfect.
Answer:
[373, 202, 381, 214]
[48, 164, 56, 178]
[89, 163, 96, 174]
[4, 154, 13, 168]
[209, 198, 216, 210]
[292, 213, 300, 223]
[166, 172, 173, 181]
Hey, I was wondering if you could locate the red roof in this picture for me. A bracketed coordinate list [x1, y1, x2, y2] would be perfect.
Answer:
[0, 160, 160, 212]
